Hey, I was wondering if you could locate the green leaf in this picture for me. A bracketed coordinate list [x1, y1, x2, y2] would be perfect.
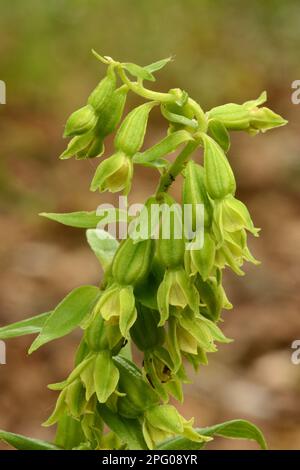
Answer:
[208, 119, 230, 153]
[158, 419, 267, 450]
[86, 229, 119, 270]
[123, 63, 155, 82]
[98, 404, 148, 450]
[200, 419, 267, 449]
[40, 209, 127, 229]
[144, 57, 173, 74]
[133, 130, 193, 169]
[0, 311, 50, 340]
[29, 286, 100, 353]
[0, 430, 60, 450]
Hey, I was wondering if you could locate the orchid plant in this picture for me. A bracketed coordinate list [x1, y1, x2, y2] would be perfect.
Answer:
[0, 52, 287, 450]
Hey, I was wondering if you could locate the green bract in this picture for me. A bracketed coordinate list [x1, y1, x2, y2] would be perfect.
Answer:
[0, 52, 286, 451]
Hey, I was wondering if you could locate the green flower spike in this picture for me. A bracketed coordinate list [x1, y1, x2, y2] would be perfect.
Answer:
[90, 151, 133, 194]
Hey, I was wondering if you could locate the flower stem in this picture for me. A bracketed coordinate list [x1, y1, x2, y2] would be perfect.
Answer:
[187, 97, 207, 132]
[118, 66, 177, 104]
[155, 140, 199, 200]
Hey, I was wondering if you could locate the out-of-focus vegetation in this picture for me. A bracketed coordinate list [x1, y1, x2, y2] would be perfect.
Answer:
[0, 0, 300, 450]
[1, 0, 300, 109]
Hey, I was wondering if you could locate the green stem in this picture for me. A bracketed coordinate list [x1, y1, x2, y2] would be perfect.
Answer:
[188, 97, 207, 132]
[118, 66, 207, 131]
[118, 66, 176, 104]
[155, 140, 199, 200]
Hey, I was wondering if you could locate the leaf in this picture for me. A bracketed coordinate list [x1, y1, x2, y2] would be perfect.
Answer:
[98, 404, 148, 450]
[133, 130, 193, 169]
[86, 229, 119, 270]
[158, 419, 267, 450]
[144, 57, 173, 74]
[0, 311, 50, 340]
[40, 209, 127, 229]
[0, 430, 60, 450]
[123, 63, 155, 82]
[200, 419, 267, 449]
[208, 119, 230, 153]
[29, 286, 100, 353]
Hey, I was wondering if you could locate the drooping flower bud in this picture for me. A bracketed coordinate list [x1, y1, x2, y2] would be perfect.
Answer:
[182, 160, 213, 230]
[248, 107, 288, 134]
[207, 103, 250, 130]
[143, 404, 211, 450]
[76, 135, 105, 159]
[112, 238, 154, 287]
[184, 232, 215, 281]
[90, 151, 133, 194]
[202, 133, 236, 200]
[207, 91, 287, 134]
[96, 86, 128, 137]
[84, 313, 123, 354]
[195, 275, 223, 321]
[211, 194, 260, 275]
[178, 308, 231, 349]
[214, 228, 260, 276]
[113, 356, 160, 419]
[64, 105, 98, 138]
[95, 284, 136, 338]
[114, 101, 157, 156]
[93, 350, 120, 403]
[87, 65, 117, 113]
[59, 130, 95, 160]
[207, 119, 230, 152]
[157, 267, 199, 325]
[217, 194, 260, 237]
[44, 348, 121, 427]
[130, 304, 165, 352]
[156, 195, 185, 269]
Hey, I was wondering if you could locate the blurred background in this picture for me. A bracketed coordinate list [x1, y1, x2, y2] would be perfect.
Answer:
[0, 0, 300, 450]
